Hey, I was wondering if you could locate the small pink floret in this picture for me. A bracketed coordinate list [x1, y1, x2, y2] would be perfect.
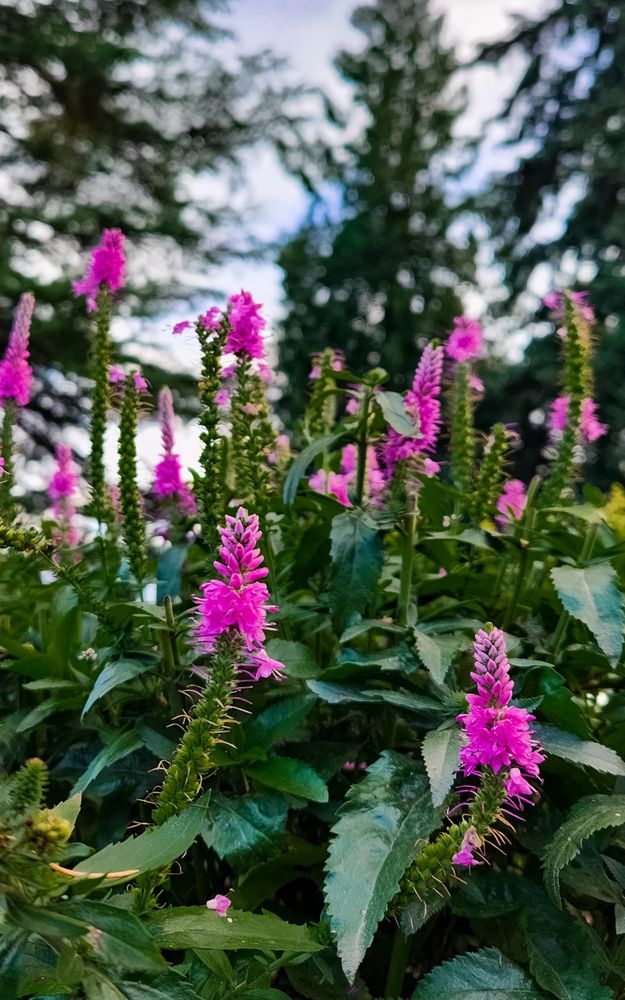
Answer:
[446, 317, 483, 363]
[206, 894, 231, 916]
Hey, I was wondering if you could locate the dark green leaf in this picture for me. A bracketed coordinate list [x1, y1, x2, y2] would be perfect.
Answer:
[82, 659, 154, 717]
[156, 544, 189, 602]
[544, 794, 625, 906]
[264, 639, 320, 679]
[201, 792, 289, 866]
[62, 901, 164, 973]
[325, 750, 442, 983]
[328, 510, 383, 634]
[72, 731, 144, 795]
[551, 564, 624, 664]
[411, 947, 544, 998]
[536, 724, 625, 776]
[413, 629, 458, 684]
[246, 695, 316, 750]
[247, 757, 328, 803]
[307, 679, 443, 714]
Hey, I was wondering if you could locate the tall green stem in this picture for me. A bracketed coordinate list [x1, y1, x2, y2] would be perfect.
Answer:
[398, 507, 417, 626]
[88, 288, 113, 524]
[355, 389, 372, 506]
[118, 375, 146, 588]
[385, 927, 410, 997]
[0, 401, 16, 518]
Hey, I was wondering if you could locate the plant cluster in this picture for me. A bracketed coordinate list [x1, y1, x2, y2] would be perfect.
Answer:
[0, 232, 624, 999]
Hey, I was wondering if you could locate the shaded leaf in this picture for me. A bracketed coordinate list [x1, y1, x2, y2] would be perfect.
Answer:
[324, 750, 441, 983]
[283, 432, 346, 506]
[328, 510, 383, 634]
[421, 728, 461, 806]
[82, 660, 154, 718]
[264, 639, 320, 679]
[307, 679, 443, 714]
[544, 794, 625, 906]
[411, 947, 543, 999]
[71, 731, 144, 795]
[537, 724, 625, 776]
[377, 390, 421, 437]
[201, 792, 289, 866]
[247, 757, 328, 803]
[246, 695, 316, 750]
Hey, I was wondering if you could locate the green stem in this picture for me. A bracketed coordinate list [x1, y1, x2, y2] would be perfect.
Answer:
[398, 508, 418, 626]
[0, 401, 16, 518]
[355, 389, 372, 506]
[88, 288, 113, 525]
[385, 926, 410, 998]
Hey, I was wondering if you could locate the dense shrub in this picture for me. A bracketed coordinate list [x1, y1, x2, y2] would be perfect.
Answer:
[0, 232, 624, 999]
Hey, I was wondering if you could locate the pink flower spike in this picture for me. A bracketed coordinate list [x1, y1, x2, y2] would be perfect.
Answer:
[109, 365, 126, 385]
[206, 894, 231, 917]
[446, 317, 483, 363]
[495, 479, 527, 530]
[199, 307, 222, 332]
[581, 398, 607, 443]
[133, 371, 149, 394]
[506, 767, 534, 799]
[381, 343, 444, 480]
[172, 320, 192, 335]
[0, 292, 35, 406]
[214, 388, 230, 409]
[226, 290, 267, 360]
[0, 457, 4, 478]
[73, 228, 126, 312]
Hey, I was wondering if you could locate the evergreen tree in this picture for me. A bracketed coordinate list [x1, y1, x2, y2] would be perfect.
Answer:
[0, 0, 313, 449]
[278, 0, 475, 417]
[476, 1, 625, 487]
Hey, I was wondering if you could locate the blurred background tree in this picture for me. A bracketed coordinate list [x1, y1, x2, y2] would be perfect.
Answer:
[476, 0, 625, 488]
[0, 0, 319, 452]
[277, 0, 476, 419]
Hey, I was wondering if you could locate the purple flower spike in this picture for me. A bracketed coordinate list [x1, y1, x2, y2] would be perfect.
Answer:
[0, 293, 35, 406]
[73, 228, 126, 312]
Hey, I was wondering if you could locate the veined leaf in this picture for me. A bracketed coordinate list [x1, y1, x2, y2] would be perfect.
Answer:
[551, 564, 624, 664]
[328, 510, 383, 634]
[536, 724, 625, 776]
[411, 947, 543, 999]
[61, 900, 164, 973]
[201, 792, 289, 866]
[245, 694, 316, 750]
[307, 679, 443, 714]
[324, 750, 442, 983]
[544, 794, 625, 906]
[413, 629, 459, 684]
[68, 793, 211, 878]
[264, 639, 320, 679]
[71, 731, 144, 795]
[246, 757, 328, 803]
[148, 906, 322, 953]
[377, 390, 421, 437]
[421, 728, 461, 806]
[82, 659, 154, 717]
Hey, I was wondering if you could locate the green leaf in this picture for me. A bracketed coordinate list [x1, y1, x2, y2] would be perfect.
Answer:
[413, 629, 458, 684]
[324, 750, 442, 983]
[376, 390, 421, 437]
[246, 757, 328, 803]
[307, 679, 443, 714]
[148, 907, 322, 953]
[156, 543, 189, 602]
[283, 432, 346, 506]
[536, 724, 625, 776]
[75, 793, 211, 877]
[246, 695, 316, 750]
[201, 792, 289, 866]
[16, 696, 83, 732]
[82, 659, 154, 717]
[551, 564, 624, 664]
[49, 792, 82, 833]
[421, 728, 461, 806]
[328, 510, 383, 634]
[61, 901, 164, 973]
[544, 794, 625, 906]
[523, 894, 612, 1000]
[117, 977, 201, 1000]
[72, 731, 144, 795]
[411, 947, 544, 999]
[264, 639, 320, 679]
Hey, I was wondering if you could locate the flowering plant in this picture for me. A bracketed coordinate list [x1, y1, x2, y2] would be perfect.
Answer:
[0, 239, 623, 999]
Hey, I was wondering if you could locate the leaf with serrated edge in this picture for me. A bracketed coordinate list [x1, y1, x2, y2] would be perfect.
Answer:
[536, 724, 625, 776]
[148, 906, 322, 953]
[421, 728, 462, 807]
[551, 564, 624, 664]
[324, 750, 442, 983]
[411, 947, 543, 999]
[544, 794, 625, 906]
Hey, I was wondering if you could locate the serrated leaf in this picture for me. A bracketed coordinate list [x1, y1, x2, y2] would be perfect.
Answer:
[201, 792, 289, 866]
[328, 510, 383, 634]
[544, 794, 625, 906]
[411, 947, 543, 999]
[82, 659, 154, 717]
[551, 564, 624, 664]
[246, 757, 328, 803]
[536, 724, 625, 776]
[324, 750, 442, 983]
[283, 432, 346, 506]
[71, 731, 144, 795]
[246, 694, 316, 750]
[377, 390, 421, 437]
[71, 793, 211, 877]
[307, 679, 443, 714]
[413, 629, 457, 684]
[148, 907, 322, 953]
[421, 728, 461, 806]
[264, 639, 320, 679]
[61, 900, 164, 973]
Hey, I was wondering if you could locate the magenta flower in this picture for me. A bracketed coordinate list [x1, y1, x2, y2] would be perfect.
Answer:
[48, 445, 80, 546]
[226, 291, 267, 359]
[73, 228, 126, 312]
[109, 365, 126, 385]
[452, 827, 482, 868]
[213, 388, 230, 409]
[132, 371, 149, 395]
[458, 627, 544, 795]
[495, 479, 527, 530]
[309, 469, 351, 507]
[545, 290, 595, 327]
[153, 387, 197, 515]
[200, 307, 222, 332]
[446, 317, 483, 363]
[0, 293, 35, 407]
[0, 457, 4, 478]
[194, 508, 283, 678]
[309, 349, 344, 381]
[549, 395, 607, 444]
[381, 343, 444, 478]
[206, 894, 231, 916]
[172, 320, 192, 335]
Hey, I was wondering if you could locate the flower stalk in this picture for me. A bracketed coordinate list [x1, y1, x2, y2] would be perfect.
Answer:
[118, 374, 147, 587]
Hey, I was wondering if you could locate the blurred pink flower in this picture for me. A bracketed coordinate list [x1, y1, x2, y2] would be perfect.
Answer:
[446, 317, 483, 363]
[73, 228, 125, 312]
[0, 293, 34, 406]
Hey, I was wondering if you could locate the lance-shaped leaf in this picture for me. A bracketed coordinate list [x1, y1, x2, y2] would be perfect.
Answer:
[544, 794, 625, 906]
[551, 564, 624, 664]
[148, 906, 322, 953]
[283, 432, 346, 506]
[324, 750, 442, 983]
[421, 727, 462, 807]
[328, 510, 383, 634]
[411, 947, 543, 999]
